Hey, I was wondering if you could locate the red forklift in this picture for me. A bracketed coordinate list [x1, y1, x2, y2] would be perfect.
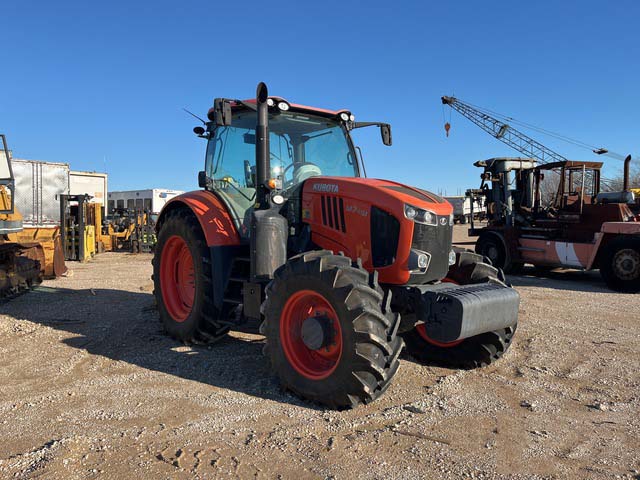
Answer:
[442, 96, 640, 292]
[469, 156, 640, 292]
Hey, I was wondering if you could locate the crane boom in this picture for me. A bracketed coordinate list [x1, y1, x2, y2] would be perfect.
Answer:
[441, 96, 568, 165]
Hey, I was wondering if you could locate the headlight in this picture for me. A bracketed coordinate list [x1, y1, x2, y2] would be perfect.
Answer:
[404, 204, 437, 226]
[449, 213, 454, 226]
[417, 253, 429, 269]
[449, 249, 457, 266]
[404, 205, 417, 220]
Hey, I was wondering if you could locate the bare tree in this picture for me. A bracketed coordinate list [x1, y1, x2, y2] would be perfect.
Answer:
[604, 163, 640, 192]
[539, 172, 560, 207]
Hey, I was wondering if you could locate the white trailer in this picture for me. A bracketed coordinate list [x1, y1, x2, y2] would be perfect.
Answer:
[12, 158, 70, 227]
[107, 189, 184, 214]
[444, 195, 484, 224]
[70, 171, 108, 207]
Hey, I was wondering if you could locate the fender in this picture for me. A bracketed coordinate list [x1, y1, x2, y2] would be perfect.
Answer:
[587, 222, 640, 269]
[157, 190, 241, 247]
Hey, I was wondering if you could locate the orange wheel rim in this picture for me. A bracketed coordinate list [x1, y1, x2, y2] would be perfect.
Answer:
[280, 290, 342, 380]
[160, 235, 195, 322]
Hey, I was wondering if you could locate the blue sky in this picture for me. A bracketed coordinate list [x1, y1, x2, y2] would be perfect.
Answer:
[2, 1, 638, 194]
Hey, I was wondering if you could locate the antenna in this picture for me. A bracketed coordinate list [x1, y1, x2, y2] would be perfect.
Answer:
[182, 108, 206, 124]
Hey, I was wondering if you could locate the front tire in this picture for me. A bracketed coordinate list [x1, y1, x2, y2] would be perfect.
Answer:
[476, 233, 507, 270]
[475, 232, 520, 273]
[261, 251, 403, 409]
[402, 251, 517, 368]
[153, 208, 229, 343]
[600, 237, 640, 293]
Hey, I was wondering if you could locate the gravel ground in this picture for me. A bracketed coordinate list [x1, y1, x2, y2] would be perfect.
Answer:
[0, 225, 639, 479]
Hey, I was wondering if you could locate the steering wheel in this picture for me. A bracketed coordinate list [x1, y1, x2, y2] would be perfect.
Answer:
[281, 162, 320, 186]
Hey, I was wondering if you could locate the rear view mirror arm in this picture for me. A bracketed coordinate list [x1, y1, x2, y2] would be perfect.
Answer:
[350, 121, 392, 146]
[351, 121, 382, 129]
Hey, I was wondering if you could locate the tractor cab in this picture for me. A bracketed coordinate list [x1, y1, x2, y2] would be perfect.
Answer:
[531, 160, 633, 242]
[201, 105, 362, 238]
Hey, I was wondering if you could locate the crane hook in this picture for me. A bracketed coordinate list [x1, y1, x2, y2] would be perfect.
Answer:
[444, 122, 451, 137]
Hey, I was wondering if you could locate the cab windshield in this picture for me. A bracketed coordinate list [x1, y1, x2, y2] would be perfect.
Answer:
[206, 111, 360, 186]
[204, 110, 359, 233]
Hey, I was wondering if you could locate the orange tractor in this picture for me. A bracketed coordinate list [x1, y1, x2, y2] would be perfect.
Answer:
[152, 83, 520, 408]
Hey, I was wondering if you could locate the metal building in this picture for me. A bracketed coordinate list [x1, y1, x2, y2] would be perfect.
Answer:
[107, 189, 184, 214]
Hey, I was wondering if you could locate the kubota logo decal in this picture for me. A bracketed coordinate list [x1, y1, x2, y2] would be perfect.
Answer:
[312, 183, 339, 193]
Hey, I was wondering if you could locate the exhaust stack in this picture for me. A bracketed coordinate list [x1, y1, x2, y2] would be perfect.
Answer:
[623, 154, 631, 191]
[249, 82, 287, 283]
[255, 82, 270, 209]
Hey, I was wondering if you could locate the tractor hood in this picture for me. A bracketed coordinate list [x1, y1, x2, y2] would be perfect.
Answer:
[301, 176, 454, 286]
[302, 176, 453, 217]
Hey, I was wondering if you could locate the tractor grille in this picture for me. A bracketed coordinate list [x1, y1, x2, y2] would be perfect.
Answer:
[371, 207, 400, 267]
[409, 216, 453, 284]
[320, 195, 346, 233]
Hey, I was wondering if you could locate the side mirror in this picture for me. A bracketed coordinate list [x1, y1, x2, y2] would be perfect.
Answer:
[193, 126, 205, 135]
[198, 170, 208, 189]
[244, 160, 255, 188]
[380, 124, 392, 146]
[212, 98, 233, 126]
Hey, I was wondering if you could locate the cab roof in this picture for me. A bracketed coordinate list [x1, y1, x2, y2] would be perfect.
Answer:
[207, 97, 351, 122]
[537, 160, 604, 170]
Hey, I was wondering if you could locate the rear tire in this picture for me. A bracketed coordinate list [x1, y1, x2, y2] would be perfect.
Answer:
[402, 251, 517, 369]
[261, 250, 403, 409]
[599, 237, 640, 293]
[153, 208, 229, 343]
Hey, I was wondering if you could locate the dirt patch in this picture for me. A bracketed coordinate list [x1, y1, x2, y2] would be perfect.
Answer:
[0, 232, 638, 479]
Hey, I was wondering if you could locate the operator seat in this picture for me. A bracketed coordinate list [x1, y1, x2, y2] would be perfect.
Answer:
[293, 163, 322, 183]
